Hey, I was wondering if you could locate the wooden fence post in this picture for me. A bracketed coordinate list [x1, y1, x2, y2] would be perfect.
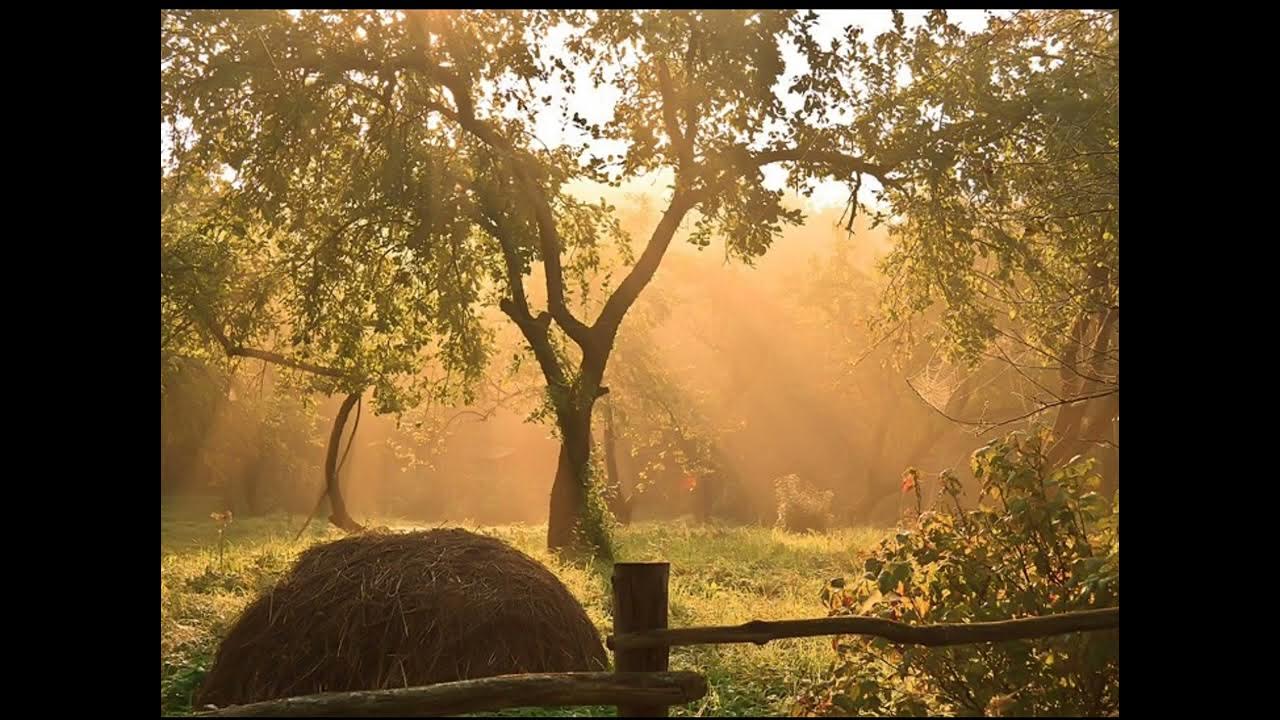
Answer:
[612, 562, 671, 717]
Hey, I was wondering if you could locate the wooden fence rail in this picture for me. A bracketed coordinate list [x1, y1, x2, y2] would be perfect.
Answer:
[199, 560, 1118, 717]
[607, 607, 1119, 651]
[606, 562, 1117, 717]
[197, 672, 708, 717]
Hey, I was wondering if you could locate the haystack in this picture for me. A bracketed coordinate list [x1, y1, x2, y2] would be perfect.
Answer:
[196, 529, 607, 707]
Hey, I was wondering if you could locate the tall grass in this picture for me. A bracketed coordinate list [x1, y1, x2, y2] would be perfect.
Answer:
[160, 507, 884, 716]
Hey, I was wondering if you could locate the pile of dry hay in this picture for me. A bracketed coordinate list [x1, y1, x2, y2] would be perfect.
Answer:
[196, 528, 608, 707]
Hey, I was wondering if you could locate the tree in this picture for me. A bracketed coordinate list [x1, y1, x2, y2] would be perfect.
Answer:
[162, 104, 486, 531]
[842, 10, 1119, 490]
[165, 9, 1088, 555]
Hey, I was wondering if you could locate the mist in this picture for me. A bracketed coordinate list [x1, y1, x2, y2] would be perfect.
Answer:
[162, 189, 979, 530]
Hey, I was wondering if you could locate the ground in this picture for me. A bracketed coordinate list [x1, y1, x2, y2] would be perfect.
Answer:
[160, 503, 885, 716]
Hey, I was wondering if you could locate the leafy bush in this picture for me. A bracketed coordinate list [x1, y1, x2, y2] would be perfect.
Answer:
[795, 429, 1118, 716]
[775, 474, 835, 533]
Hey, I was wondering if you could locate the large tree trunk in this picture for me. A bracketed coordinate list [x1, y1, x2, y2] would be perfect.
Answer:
[547, 404, 600, 553]
[1047, 308, 1118, 476]
[1047, 313, 1093, 464]
[488, 173, 697, 556]
[495, 299, 604, 555]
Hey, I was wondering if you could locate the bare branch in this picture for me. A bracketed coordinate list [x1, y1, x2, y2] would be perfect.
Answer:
[715, 147, 902, 191]
[905, 376, 1117, 434]
[593, 190, 701, 342]
[475, 212, 533, 319]
[401, 11, 592, 349]
[201, 314, 351, 380]
[440, 381, 539, 431]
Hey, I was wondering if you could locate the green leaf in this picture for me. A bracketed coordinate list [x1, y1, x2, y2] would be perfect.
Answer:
[865, 557, 885, 578]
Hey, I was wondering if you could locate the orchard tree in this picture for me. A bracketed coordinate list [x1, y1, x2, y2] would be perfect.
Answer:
[162, 113, 488, 530]
[163, 9, 1100, 555]
[846, 10, 1120, 487]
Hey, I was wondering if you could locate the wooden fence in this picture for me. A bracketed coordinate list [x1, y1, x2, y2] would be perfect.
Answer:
[201, 561, 1118, 717]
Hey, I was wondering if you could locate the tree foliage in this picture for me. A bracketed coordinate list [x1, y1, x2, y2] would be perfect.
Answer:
[162, 8, 1119, 550]
[793, 10, 1119, 494]
[160, 356, 325, 513]
[856, 10, 1119, 405]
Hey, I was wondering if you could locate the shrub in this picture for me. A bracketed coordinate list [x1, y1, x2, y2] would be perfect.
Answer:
[775, 474, 835, 533]
[795, 429, 1118, 716]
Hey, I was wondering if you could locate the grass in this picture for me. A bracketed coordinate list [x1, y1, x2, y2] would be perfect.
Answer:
[160, 506, 886, 716]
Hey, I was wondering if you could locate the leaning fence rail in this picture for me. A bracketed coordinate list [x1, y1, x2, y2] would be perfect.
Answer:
[199, 560, 1118, 717]
[196, 672, 707, 717]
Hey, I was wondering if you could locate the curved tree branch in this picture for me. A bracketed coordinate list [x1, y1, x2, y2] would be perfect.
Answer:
[475, 209, 535, 321]
[203, 317, 349, 380]
[595, 138, 899, 354]
[480, 210, 569, 397]
[905, 376, 1118, 435]
[324, 392, 366, 533]
[190, 308, 371, 537]
[593, 190, 701, 343]
[745, 148, 900, 188]
[402, 11, 592, 350]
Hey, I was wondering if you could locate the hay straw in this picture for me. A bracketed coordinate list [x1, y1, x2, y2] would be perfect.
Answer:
[197, 529, 607, 707]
